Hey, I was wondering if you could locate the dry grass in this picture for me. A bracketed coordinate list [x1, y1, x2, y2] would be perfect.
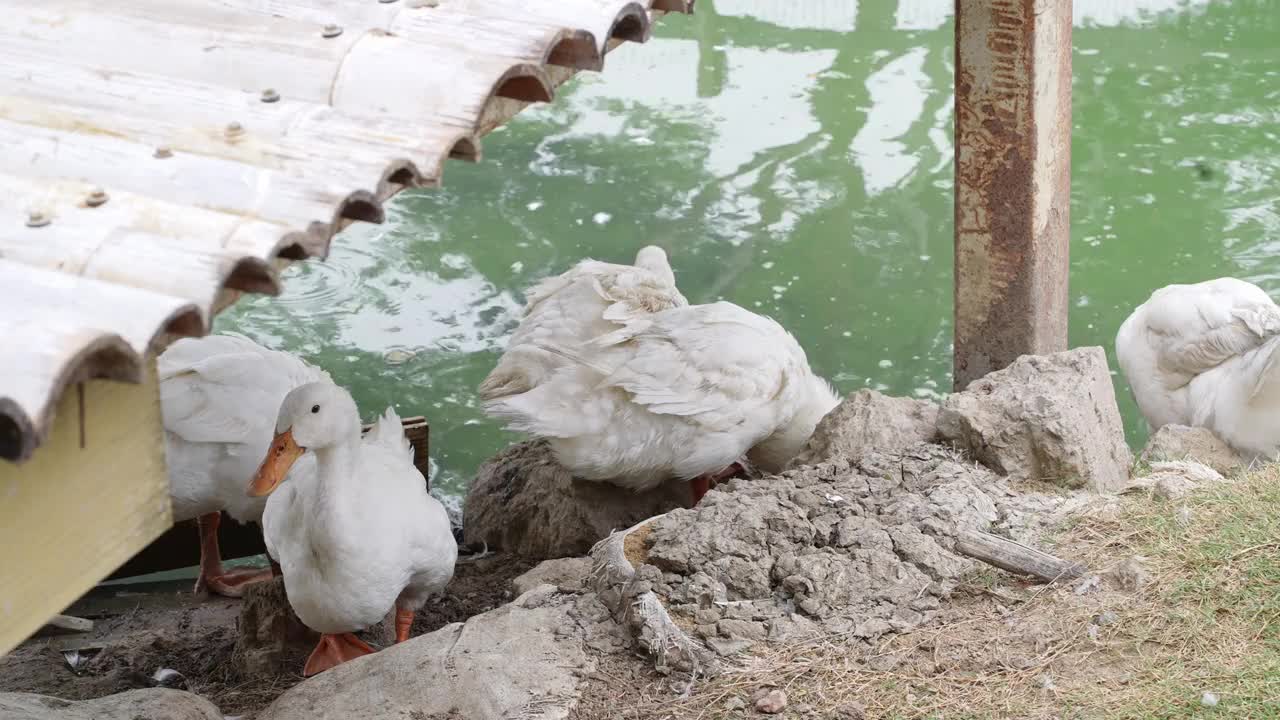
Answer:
[573, 467, 1280, 719]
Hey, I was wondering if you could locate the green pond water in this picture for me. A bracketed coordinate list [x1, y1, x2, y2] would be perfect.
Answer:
[218, 0, 1280, 508]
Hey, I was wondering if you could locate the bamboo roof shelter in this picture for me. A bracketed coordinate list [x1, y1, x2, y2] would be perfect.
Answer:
[0, 0, 691, 657]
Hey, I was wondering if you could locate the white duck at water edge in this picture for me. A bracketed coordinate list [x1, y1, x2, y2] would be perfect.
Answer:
[250, 382, 457, 676]
[480, 246, 765, 502]
[1116, 276, 1280, 460]
[160, 333, 328, 597]
[484, 298, 841, 502]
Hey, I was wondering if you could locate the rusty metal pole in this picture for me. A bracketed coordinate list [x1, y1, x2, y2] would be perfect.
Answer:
[953, 0, 1072, 390]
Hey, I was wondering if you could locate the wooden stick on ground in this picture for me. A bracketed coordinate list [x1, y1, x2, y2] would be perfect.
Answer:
[954, 529, 1087, 583]
[36, 614, 94, 636]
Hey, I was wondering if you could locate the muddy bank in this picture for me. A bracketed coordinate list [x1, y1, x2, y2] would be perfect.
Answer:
[571, 459, 1254, 719]
[4, 347, 1209, 719]
[0, 555, 532, 717]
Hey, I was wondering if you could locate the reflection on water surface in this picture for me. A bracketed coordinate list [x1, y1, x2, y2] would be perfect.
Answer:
[220, 0, 1280, 503]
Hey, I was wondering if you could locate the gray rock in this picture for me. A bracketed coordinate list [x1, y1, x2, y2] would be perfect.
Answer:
[791, 389, 939, 466]
[0, 689, 221, 720]
[1153, 474, 1197, 500]
[1073, 575, 1102, 595]
[1153, 461, 1223, 500]
[512, 556, 592, 595]
[717, 619, 766, 641]
[853, 618, 893, 639]
[464, 440, 691, 559]
[767, 615, 821, 643]
[695, 608, 722, 625]
[1126, 461, 1224, 501]
[937, 347, 1131, 492]
[1139, 425, 1247, 477]
[755, 689, 788, 714]
[1105, 556, 1151, 592]
[257, 587, 620, 720]
[834, 702, 869, 719]
[707, 636, 755, 657]
[867, 653, 901, 672]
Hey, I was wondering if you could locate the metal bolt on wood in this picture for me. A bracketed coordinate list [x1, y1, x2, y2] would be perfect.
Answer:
[321, 24, 343, 38]
[154, 146, 173, 159]
[25, 210, 50, 228]
[260, 88, 280, 103]
[225, 121, 244, 139]
[85, 188, 108, 208]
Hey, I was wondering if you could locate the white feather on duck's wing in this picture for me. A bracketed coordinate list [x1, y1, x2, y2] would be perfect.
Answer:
[478, 246, 685, 402]
[484, 301, 839, 492]
[158, 332, 328, 598]
[160, 333, 329, 447]
[1116, 277, 1280, 460]
[1136, 278, 1280, 382]
[591, 302, 803, 429]
[362, 405, 415, 464]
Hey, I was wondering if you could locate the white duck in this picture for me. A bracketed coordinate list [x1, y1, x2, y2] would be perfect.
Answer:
[249, 382, 457, 677]
[1116, 276, 1280, 459]
[481, 246, 748, 501]
[159, 333, 327, 597]
[484, 300, 841, 502]
[479, 245, 688, 401]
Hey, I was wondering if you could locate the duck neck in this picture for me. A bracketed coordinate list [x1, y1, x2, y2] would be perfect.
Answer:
[308, 441, 361, 554]
[747, 375, 840, 473]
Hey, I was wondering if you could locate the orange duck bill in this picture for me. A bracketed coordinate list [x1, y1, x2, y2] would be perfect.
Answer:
[248, 428, 304, 497]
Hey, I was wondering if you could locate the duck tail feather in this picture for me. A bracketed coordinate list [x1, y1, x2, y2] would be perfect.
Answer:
[367, 406, 413, 460]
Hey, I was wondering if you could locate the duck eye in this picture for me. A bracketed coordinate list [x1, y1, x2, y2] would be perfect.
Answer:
[311, 404, 320, 414]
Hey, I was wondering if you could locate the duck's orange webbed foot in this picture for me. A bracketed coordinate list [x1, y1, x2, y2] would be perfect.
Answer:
[303, 633, 376, 677]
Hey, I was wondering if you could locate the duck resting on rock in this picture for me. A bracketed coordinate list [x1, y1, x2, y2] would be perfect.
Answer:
[481, 248, 839, 503]
[250, 381, 457, 676]
[1116, 276, 1280, 460]
[159, 333, 328, 597]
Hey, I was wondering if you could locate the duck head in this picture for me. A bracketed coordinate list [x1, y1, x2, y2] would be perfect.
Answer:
[746, 373, 842, 473]
[633, 245, 675, 286]
[247, 382, 361, 497]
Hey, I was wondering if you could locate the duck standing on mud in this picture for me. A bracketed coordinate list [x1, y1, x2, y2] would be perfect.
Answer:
[160, 333, 329, 597]
[249, 381, 457, 676]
